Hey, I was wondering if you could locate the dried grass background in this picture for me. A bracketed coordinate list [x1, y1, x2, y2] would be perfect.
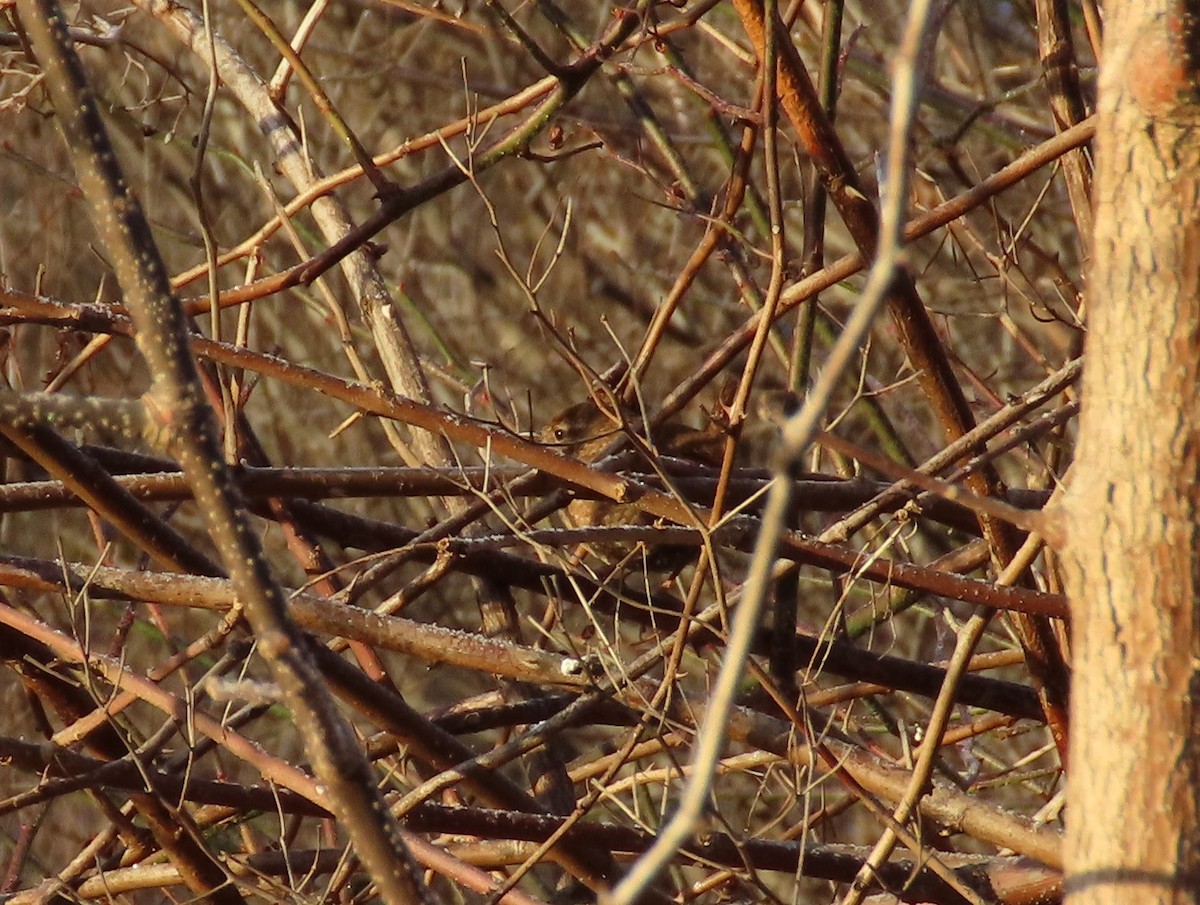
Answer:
[0, 1, 1089, 902]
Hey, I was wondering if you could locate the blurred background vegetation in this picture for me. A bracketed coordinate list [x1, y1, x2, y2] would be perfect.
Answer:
[0, 1, 1089, 902]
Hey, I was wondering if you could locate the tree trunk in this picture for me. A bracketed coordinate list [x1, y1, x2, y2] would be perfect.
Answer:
[1064, 4, 1200, 903]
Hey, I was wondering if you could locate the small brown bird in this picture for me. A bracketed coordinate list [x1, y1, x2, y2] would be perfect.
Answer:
[542, 397, 727, 463]
[541, 396, 727, 568]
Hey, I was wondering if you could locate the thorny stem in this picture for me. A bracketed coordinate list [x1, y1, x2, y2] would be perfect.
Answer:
[13, 3, 432, 902]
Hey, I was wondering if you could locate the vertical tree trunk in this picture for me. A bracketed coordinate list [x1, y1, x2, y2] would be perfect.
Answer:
[1064, 4, 1200, 903]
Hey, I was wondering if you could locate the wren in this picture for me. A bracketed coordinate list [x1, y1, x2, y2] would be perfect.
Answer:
[541, 397, 726, 568]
